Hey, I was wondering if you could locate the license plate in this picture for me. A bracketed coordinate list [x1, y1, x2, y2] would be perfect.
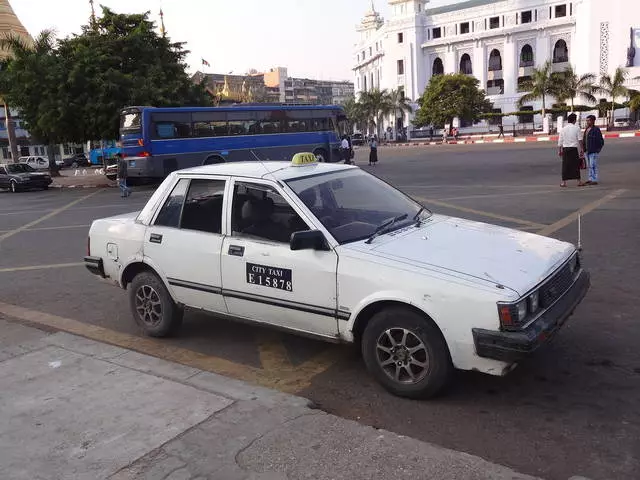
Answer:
[246, 262, 292, 292]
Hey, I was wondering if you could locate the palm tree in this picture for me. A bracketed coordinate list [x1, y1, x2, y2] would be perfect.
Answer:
[517, 60, 555, 117]
[551, 65, 597, 112]
[597, 67, 630, 127]
[342, 96, 367, 134]
[387, 89, 413, 141]
[358, 88, 392, 138]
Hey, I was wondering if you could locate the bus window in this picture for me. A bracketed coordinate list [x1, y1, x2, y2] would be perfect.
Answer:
[151, 113, 192, 139]
[286, 119, 309, 133]
[193, 121, 228, 137]
[310, 117, 329, 132]
[120, 109, 142, 133]
[254, 111, 282, 135]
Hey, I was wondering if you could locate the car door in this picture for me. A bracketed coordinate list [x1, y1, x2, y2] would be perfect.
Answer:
[143, 175, 228, 314]
[220, 179, 340, 338]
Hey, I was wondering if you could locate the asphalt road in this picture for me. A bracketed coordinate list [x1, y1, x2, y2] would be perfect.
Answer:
[1, 140, 639, 480]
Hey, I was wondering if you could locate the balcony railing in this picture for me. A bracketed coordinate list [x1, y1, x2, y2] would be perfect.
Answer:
[519, 60, 534, 67]
[552, 56, 569, 64]
[487, 86, 504, 95]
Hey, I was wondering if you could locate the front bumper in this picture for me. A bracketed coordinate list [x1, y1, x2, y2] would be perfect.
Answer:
[84, 256, 106, 278]
[472, 269, 591, 363]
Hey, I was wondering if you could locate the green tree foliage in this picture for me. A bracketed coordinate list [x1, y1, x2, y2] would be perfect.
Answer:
[517, 60, 555, 116]
[342, 96, 367, 133]
[387, 88, 413, 138]
[0, 7, 210, 148]
[550, 65, 597, 112]
[414, 74, 492, 131]
[597, 67, 630, 126]
[358, 89, 393, 137]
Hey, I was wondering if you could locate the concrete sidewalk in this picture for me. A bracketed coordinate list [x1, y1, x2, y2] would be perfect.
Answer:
[0, 318, 541, 480]
[51, 169, 115, 189]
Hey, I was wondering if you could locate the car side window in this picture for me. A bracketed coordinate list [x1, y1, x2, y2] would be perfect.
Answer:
[231, 182, 309, 243]
[181, 179, 226, 234]
[0, 167, 6, 175]
[154, 178, 190, 228]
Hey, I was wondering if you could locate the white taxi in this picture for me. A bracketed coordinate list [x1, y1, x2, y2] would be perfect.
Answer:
[84, 153, 590, 398]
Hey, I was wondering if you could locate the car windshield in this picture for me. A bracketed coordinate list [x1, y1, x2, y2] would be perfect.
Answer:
[7, 164, 35, 173]
[286, 169, 431, 244]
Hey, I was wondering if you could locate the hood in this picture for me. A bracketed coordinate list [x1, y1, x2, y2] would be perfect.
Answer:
[103, 211, 140, 222]
[12, 172, 49, 179]
[348, 215, 575, 296]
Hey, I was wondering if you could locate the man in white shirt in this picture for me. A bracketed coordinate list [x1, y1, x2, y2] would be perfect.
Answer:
[557, 113, 585, 187]
[340, 136, 352, 164]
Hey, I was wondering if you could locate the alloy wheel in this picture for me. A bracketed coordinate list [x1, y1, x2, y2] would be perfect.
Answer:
[375, 327, 430, 384]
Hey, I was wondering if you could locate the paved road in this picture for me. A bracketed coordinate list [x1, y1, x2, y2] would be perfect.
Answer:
[1, 140, 639, 480]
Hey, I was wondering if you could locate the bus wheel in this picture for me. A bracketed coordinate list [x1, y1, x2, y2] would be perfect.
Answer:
[203, 155, 225, 166]
[313, 149, 328, 163]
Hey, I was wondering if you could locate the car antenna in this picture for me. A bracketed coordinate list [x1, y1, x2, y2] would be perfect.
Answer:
[250, 150, 277, 182]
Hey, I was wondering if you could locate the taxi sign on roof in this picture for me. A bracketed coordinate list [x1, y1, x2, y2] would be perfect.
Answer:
[291, 152, 317, 166]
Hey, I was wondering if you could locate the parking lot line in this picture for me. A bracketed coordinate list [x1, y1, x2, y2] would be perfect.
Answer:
[0, 189, 104, 243]
[440, 189, 560, 201]
[537, 189, 627, 237]
[0, 224, 90, 234]
[0, 301, 344, 394]
[0, 262, 85, 273]
[414, 196, 547, 228]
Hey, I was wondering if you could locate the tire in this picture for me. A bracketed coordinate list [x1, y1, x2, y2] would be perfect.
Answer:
[9, 180, 18, 193]
[313, 149, 328, 163]
[203, 155, 224, 166]
[43, 185, 49, 190]
[128, 271, 183, 337]
[361, 306, 453, 399]
[71, 161, 78, 168]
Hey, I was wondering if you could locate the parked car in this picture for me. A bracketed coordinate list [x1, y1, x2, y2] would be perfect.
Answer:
[62, 153, 91, 168]
[84, 152, 590, 399]
[613, 117, 630, 128]
[18, 155, 64, 170]
[0, 163, 52, 192]
[104, 162, 118, 181]
[351, 133, 364, 146]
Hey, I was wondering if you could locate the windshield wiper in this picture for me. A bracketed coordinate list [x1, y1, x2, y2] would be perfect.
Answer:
[365, 214, 408, 244]
[413, 207, 425, 225]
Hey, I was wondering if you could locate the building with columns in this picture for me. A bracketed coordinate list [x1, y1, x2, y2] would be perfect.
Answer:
[354, 0, 640, 133]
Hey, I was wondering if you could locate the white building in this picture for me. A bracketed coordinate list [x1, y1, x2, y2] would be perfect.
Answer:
[354, 0, 640, 134]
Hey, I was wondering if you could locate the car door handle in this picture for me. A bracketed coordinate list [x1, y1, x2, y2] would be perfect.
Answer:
[149, 233, 163, 244]
[228, 245, 245, 257]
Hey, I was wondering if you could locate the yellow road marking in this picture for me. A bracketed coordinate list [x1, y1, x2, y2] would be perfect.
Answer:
[537, 189, 627, 236]
[0, 189, 103, 243]
[0, 224, 90, 234]
[414, 196, 547, 228]
[0, 301, 343, 394]
[257, 331, 293, 372]
[0, 262, 85, 273]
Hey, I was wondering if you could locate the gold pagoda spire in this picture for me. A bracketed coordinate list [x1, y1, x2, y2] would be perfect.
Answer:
[159, 8, 166, 37]
[0, 0, 33, 59]
[89, 0, 96, 27]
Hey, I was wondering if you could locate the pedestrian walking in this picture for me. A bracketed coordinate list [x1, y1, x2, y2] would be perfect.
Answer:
[558, 113, 586, 188]
[442, 129, 447, 144]
[429, 126, 434, 141]
[583, 115, 604, 185]
[368, 135, 378, 166]
[498, 124, 504, 138]
[117, 156, 132, 198]
[340, 135, 351, 164]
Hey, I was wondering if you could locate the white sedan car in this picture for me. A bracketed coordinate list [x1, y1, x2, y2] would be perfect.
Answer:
[84, 153, 590, 398]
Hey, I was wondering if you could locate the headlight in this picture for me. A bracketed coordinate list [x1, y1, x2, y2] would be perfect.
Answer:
[498, 299, 529, 329]
[516, 299, 528, 320]
[569, 254, 579, 274]
[529, 291, 539, 313]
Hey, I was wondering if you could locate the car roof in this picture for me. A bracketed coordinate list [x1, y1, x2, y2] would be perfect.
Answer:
[176, 161, 356, 182]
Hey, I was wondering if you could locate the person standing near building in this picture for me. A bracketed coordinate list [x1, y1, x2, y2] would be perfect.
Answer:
[340, 135, 352, 164]
[498, 123, 504, 138]
[117, 156, 132, 197]
[558, 113, 585, 188]
[583, 115, 604, 185]
[368, 135, 378, 166]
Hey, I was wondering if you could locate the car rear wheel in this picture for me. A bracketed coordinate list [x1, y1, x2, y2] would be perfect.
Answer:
[71, 161, 78, 168]
[9, 180, 18, 193]
[129, 271, 183, 337]
[361, 306, 453, 399]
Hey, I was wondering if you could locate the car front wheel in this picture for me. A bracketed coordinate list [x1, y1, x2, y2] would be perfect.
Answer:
[129, 271, 183, 337]
[9, 180, 18, 193]
[361, 306, 453, 399]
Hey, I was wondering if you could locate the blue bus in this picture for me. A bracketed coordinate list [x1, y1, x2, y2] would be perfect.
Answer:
[119, 104, 348, 180]
[88, 140, 121, 165]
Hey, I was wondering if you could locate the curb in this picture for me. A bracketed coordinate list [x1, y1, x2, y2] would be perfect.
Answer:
[51, 183, 115, 189]
[376, 130, 640, 147]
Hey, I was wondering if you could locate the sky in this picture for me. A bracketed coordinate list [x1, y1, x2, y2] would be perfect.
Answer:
[10, 0, 452, 81]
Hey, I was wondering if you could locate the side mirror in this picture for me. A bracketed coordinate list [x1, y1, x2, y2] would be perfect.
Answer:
[290, 230, 329, 251]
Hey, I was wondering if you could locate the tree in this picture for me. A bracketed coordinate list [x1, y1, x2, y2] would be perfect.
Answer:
[517, 60, 555, 117]
[597, 67, 630, 126]
[630, 91, 640, 114]
[387, 89, 413, 140]
[342, 96, 367, 133]
[0, 30, 63, 173]
[358, 89, 392, 137]
[0, 7, 211, 166]
[414, 74, 492, 133]
[551, 65, 597, 112]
